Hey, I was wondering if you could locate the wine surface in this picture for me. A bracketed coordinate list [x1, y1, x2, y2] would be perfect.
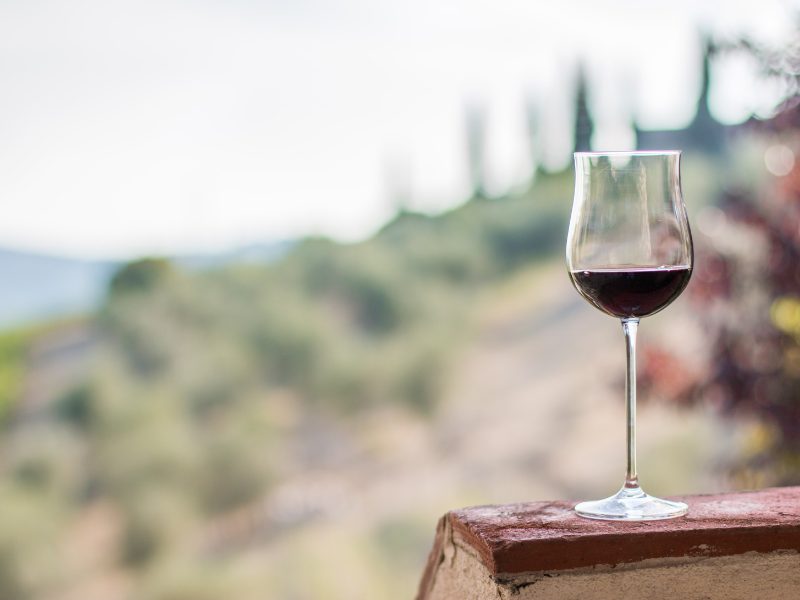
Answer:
[569, 266, 692, 318]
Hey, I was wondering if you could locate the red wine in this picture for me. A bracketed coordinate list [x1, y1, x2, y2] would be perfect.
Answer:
[569, 266, 692, 318]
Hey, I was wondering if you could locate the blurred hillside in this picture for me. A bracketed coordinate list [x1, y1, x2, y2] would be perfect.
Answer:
[0, 154, 748, 599]
[0, 169, 572, 599]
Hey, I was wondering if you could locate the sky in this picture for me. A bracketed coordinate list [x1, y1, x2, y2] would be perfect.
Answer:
[0, 0, 797, 259]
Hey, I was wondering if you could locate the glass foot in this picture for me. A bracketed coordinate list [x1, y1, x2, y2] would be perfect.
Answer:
[574, 485, 688, 521]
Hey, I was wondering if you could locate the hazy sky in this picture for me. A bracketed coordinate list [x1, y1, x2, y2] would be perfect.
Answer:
[0, 0, 797, 258]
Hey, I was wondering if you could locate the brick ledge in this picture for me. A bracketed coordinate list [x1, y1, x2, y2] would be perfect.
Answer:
[417, 486, 800, 599]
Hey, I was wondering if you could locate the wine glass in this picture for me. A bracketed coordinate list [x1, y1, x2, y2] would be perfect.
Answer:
[566, 150, 693, 520]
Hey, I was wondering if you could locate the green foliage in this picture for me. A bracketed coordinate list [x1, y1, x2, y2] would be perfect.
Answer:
[0, 483, 70, 598]
[120, 488, 195, 566]
[372, 515, 432, 572]
[0, 547, 26, 600]
[55, 383, 95, 429]
[0, 326, 39, 423]
[196, 410, 277, 513]
[137, 562, 238, 600]
[109, 257, 174, 297]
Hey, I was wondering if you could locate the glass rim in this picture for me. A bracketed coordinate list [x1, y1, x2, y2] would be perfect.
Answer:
[574, 150, 681, 157]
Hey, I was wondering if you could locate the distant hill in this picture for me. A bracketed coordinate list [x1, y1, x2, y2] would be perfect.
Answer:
[0, 241, 292, 327]
[0, 247, 117, 327]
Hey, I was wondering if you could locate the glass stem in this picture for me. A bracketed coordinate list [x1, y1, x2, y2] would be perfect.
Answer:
[622, 318, 639, 490]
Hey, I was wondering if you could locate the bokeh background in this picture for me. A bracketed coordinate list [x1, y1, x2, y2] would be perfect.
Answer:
[1, 1, 799, 599]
